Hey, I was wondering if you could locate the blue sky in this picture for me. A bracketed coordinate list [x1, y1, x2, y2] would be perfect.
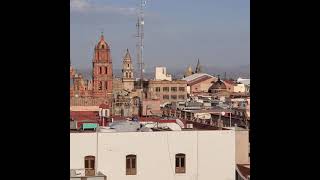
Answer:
[70, 0, 250, 71]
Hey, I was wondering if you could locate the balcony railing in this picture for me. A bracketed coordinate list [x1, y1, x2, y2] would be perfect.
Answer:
[70, 169, 107, 180]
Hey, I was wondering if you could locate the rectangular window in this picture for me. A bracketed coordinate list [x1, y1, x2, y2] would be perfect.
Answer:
[175, 158, 179, 167]
[126, 159, 130, 169]
[126, 155, 137, 175]
[171, 87, 177, 92]
[90, 160, 95, 169]
[175, 154, 186, 173]
[84, 156, 95, 176]
[155, 87, 160, 92]
[180, 157, 185, 167]
[179, 87, 185, 92]
[178, 95, 185, 99]
[163, 95, 169, 100]
[85, 160, 89, 169]
[171, 95, 177, 100]
[163, 87, 169, 92]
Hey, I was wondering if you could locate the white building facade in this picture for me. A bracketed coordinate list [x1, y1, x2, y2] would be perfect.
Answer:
[155, 67, 172, 81]
[70, 130, 235, 180]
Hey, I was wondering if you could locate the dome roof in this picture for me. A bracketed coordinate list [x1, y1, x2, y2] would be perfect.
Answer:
[209, 76, 227, 93]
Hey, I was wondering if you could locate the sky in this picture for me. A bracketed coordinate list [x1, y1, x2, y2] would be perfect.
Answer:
[70, 0, 250, 72]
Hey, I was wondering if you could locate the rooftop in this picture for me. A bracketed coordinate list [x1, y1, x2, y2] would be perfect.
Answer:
[70, 118, 231, 133]
[182, 73, 214, 82]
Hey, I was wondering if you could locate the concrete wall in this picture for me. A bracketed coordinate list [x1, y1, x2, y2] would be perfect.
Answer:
[70, 133, 97, 169]
[71, 130, 235, 180]
[142, 100, 161, 116]
[235, 130, 249, 164]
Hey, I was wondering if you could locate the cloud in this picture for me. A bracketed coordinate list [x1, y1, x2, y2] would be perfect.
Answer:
[70, 0, 136, 16]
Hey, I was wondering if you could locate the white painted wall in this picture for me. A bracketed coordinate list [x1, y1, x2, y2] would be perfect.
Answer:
[70, 133, 97, 169]
[70, 130, 235, 180]
[155, 67, 172, 81]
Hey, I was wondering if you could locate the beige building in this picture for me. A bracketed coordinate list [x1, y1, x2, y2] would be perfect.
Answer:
[70, 129, 236, 180]
[233, 83, 246, 93]
[146, 80, 188, 104]
[155, 67, 172, 81]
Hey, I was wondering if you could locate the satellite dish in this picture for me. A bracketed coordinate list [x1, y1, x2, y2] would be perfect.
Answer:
[221, 112, 225, 116]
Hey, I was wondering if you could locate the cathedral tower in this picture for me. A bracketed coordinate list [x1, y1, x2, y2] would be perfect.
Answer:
[92, 33, 113, 101]
[122, 48, 134, 91]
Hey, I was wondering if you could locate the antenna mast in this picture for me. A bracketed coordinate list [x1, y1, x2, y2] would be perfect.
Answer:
[136, 0, 146, 89]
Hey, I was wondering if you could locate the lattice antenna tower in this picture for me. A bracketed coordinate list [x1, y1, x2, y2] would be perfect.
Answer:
[136, 0, 147, 89]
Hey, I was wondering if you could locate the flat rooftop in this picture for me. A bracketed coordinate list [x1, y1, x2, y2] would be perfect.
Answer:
[70, 120, 229, 133]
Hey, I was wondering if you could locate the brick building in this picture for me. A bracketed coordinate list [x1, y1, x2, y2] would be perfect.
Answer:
[70, 33, 113, 106]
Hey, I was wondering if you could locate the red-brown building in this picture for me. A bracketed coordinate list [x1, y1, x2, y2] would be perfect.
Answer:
[70, 33, 113, 106]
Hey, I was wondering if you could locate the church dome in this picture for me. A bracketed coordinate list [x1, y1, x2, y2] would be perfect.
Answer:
[209, 76, 227, 93]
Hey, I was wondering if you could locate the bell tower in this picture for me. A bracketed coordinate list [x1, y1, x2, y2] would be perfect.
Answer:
[122, 48, 134, 91]
[92, 32, 113, 101]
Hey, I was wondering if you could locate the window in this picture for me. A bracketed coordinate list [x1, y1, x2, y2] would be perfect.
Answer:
[178, 95, 185, 99]
[163, 87, 169, 92]
[105, 81, 108, 90]
[129, 73, 132, 78]
[171, 87, 177, 92]
[126, 72, 128, 78]
[179, 87, 185, 92]
[171, 95, 177, 100]
[126, 155, 137, 175]
[99, 67, 102, 74]
[105, 67, 108, 74]
[155, 87, 160, 92]
[99, 81, 102, 90]
[84, 156, 95, 176]
[175, 153, 185, 173]
[102, 45, 105, 49]
[163, 95, 169, 99]
[128, 64, 130, 68]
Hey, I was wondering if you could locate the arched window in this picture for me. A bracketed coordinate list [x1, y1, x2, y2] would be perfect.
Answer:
[101, 44, 104, 49]
[129, 73, 132, 78]
[105, 67, 108, 74]
[99, 67, 102, 74]
[84, 156, 95, 176]
[175, 153, 186, 173]
[105, 81, 108, 90]
[126, 154, 137, 175]
[126, 72, 128, 78]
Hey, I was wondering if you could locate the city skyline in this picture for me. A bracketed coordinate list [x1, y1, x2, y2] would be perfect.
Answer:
[71, 0, 249, 72]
